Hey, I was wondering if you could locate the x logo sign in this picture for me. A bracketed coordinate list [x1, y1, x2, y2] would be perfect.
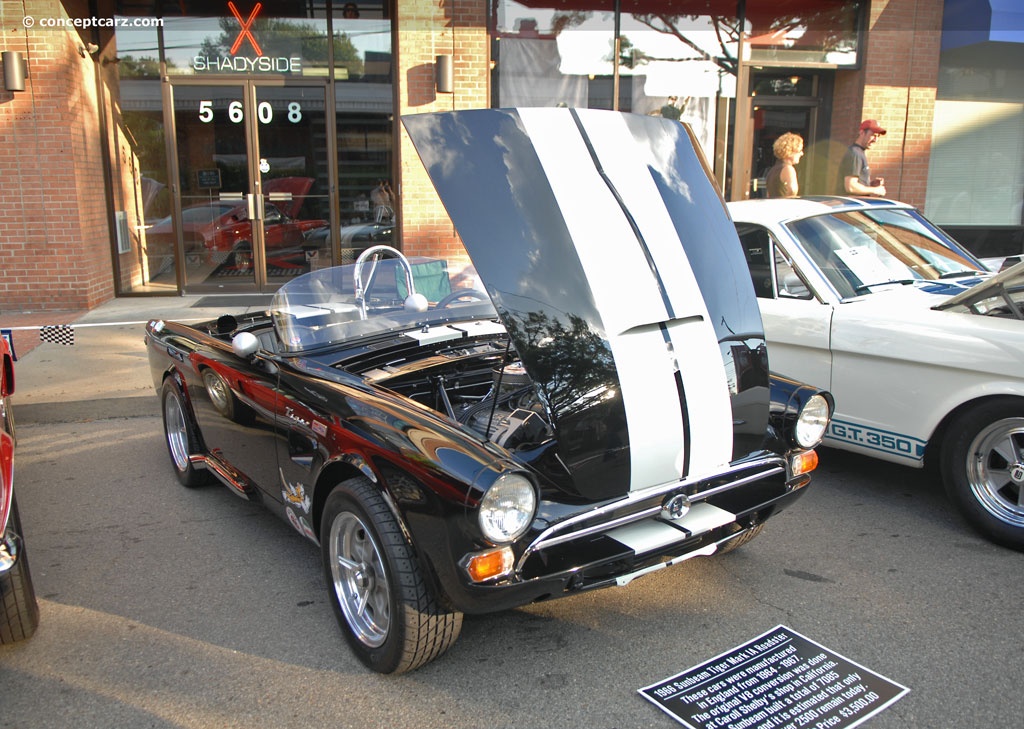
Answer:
[228, 2, 263, 56]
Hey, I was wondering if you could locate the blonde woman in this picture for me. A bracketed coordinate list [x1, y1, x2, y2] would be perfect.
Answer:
[766, 133, 804, 198]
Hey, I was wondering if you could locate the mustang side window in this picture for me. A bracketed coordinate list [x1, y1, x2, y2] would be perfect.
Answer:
[736, 224, 775, 299]
[736, 224, 811, 300]
[774, 246, 812, 299]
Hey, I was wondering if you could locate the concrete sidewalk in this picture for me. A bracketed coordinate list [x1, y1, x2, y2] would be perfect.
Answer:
[5, 296, 269, 424]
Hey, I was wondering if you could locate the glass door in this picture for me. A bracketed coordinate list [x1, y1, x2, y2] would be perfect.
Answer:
[171, 82, 332, 293]
[254, 85, 332, 288]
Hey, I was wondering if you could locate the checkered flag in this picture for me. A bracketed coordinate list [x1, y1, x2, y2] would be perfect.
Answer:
[39, 324, 75, 346]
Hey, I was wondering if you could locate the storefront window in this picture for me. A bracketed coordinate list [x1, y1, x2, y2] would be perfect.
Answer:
[111, 18, 175, 292]
[109, 1, 394, 293]
[743, 0, 862, 67]
[336, 113, 394, 262]
[491, 1, 860, 166]
[492, 3, 611, 108]
[926, 5, 1024, 228]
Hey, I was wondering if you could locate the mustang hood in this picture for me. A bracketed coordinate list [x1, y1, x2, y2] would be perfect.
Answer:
[404, 109, 769, 499]
[932, 260, 1024, 319]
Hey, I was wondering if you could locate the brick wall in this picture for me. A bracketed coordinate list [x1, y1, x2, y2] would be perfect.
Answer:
[830, 0, 943, 207]
[396, 0, 488, 261]
[0, 0, 114, 312]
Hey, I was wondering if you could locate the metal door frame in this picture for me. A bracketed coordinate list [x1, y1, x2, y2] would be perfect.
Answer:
[163, 76, 337, 293]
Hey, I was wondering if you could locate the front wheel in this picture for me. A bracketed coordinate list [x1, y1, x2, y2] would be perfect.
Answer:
[321, 477, 462, 673]
[718, 523, 765, 554]
[942, 400, 1024, 550]
[161, 379, 211, 488]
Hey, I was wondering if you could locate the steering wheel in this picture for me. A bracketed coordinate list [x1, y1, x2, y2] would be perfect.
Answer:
[352, 245, 427, 317]
[436, 289, 488, 309]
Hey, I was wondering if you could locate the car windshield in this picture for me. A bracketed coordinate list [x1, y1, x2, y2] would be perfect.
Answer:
[786, 208, 985, 298]
[271, 254, 498, 352]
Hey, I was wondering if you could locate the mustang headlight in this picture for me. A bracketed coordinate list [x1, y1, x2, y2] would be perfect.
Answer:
[479, 473, 536, 544]
[795, 394, 831, 448]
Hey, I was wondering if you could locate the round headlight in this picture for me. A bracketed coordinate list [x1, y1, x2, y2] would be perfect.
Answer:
[479, 473, 536, 544]
[795, 394, 831, 448]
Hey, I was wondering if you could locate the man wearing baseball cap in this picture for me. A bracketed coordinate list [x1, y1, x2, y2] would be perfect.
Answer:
[836, 119, 887, 197]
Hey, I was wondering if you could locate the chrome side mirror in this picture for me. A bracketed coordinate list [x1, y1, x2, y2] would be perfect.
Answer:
[231, 331, 260, 359]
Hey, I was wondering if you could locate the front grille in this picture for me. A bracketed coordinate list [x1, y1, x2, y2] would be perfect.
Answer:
[517, 456, 786, 576]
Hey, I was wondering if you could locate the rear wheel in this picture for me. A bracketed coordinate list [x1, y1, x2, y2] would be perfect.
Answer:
[942, 400, 1024, 551]
[321, 477, 462, 673]
[1, 495, 40, 644]
[161, 379, 211, 488]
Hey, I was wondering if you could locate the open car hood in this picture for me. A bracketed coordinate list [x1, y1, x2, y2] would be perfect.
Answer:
[404, 109, 770, 497]
[264, 177, 314, 219]
[932, 260, 1024, 319]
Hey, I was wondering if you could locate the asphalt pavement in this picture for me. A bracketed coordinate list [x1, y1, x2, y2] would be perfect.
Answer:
[1, 295, 1023, 729]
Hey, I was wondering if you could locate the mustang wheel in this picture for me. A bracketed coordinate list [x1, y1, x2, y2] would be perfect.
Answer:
[161, 379, 211, 488]
[1, 494, 40, 644]
[321, 477, 462, 673]
[942, 400, 1024, 551]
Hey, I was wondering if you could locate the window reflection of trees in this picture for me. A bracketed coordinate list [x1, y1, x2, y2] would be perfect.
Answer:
[503, 309, 618, 423]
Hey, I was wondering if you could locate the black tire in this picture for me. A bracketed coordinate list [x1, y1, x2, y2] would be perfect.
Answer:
[1, 494, 40, 644]
[321, 477, 462, 674]
[941, 400, 1024, 551]
[718, 522, 765, 554]
[161, 379, 212, 488]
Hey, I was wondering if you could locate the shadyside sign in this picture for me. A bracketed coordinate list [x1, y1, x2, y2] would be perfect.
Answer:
[639, 625, 908, 729]
[191, 2, 302, 75]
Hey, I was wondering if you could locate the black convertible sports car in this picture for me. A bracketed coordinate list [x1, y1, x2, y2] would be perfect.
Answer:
[146, 108, 834, 674]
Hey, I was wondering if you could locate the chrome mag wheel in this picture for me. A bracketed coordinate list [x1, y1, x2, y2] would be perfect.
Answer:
[965, 416, 1024, 529]
[328, 511, 391, 648]
[163, 387, 191, 473]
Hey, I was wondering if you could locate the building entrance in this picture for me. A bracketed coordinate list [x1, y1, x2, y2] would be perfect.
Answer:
[751, 105, 816, 197]
[169, 81, 334, 293]
[748, 72, 831, 198]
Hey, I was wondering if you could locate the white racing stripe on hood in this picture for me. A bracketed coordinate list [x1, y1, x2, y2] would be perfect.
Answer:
[517, 108, 733, 489]
[574, 110, 734, 476]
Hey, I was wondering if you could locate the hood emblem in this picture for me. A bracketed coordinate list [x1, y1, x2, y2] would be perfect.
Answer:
[662, 493, 692, 521]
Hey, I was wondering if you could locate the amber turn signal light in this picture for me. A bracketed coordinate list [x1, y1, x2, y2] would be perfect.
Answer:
[791, 449, 819, 476]
[463, 546, 514, 583]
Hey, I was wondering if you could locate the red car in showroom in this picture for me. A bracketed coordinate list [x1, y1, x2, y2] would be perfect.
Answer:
[1, 336, 40, 643]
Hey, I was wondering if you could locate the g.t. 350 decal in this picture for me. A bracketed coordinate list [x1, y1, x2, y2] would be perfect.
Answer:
[828, 419, 926, 460]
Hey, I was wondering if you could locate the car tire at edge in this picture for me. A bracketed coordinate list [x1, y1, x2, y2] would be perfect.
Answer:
[0, 494, 40, 644]
[941, 399, 1024, 551]
[321, 476, 463, 674]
